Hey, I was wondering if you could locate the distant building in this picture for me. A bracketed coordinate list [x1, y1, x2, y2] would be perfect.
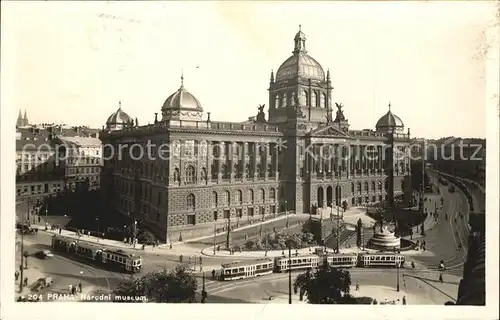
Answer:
[99, 28, 413, 242]
[16, 110, 30, 128]
[427, 137, 486, 186]
[15, 120, 102, 204]
[56, 136, 102, 191]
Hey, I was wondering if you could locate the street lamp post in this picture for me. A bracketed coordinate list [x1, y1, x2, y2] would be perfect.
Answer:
[213, 222, 216, 255]
[287, 244, 292, 304]
[285, 200, 289, 228]
[96, 217, 99, 242]
[79, 271, 83, 293]
[133, 219, 137, 248]
[396, 262, 400, 292]
[18, 230, 25, 293]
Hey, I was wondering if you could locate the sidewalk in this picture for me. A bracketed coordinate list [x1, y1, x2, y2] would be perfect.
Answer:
[31, 214, 301, 256]
[349, 285, 432, 305]
[14, 265, 47, 300]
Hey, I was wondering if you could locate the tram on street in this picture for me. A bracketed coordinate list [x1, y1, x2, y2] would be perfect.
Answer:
[357, 253, 405, 268]
[325, 253, 358, 268]
[51, 235, 142, 273]
[221, 258, 273, 281]
[219, 252, 406, 281]
[274, 254, 320, 272]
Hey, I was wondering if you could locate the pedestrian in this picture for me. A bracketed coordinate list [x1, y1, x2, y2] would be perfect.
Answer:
[356, 281, 360, 291]
[24, 277, 28, 286]
[212, 269, 216, 280]
[142, 244, 145, 250]
[78, 282, 82, 293]
[402, 296, 407, 305]
[72, 285, 77, 295]
[38, 216, 41, 223]
[59, 228, 62, 234]
[69, 284, 73, 294]
[439, 273, 443, 283]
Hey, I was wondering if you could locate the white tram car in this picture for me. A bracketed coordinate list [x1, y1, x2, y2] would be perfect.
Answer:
[51, 235, 142, 273]
[325, 253, 358, 268]
[358, 253, 405, 268]
[274, 254, 320, 273]
[221, 258, 273, 281]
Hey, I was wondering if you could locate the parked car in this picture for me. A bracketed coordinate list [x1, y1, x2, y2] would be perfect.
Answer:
[35, 250, 54, 259]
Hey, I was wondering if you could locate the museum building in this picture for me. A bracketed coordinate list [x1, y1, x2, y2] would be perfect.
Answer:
[99, 28, 413, 241]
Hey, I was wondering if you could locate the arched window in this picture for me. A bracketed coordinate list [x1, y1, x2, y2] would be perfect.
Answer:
[185, 165, 195, 183]
[301, 90, 308, 106]
[371, 181, 376, 191]
[235, 190, 243, 204]
[224, 190, 230, 204]
[212, 191, 218, 207]
[282, 93, 287, 107]
[187, 194, 195, 210]
[249, 189, 254, 203]
[357, 182, 362, 192]
[275, 94, 280, 108]
[260, 188, 265, 202]
[351, 183, 355, 193]
[364, 181, 369, 191]
[270, 188, 276, 201]
[320, 93, 326, 108]
[312, 91, 318, 107]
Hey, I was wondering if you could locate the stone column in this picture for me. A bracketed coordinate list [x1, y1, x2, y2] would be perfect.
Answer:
[264, 142, 269, 181]
[253, 142, 259, 180]
[218, 142, 224, 181]
[318, 144, 323, 174]
[196, 140, 202, 183]
[179, 141, 185, 184]
[229, 142, 235, 182]
[274, 143, 279, 181]
[207, 141, 212, 184]
[242, 142, 248, 181]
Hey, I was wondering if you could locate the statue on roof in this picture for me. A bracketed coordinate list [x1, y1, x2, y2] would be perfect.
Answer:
[334, 102, 346, 122]
[256, 104, 266, 122]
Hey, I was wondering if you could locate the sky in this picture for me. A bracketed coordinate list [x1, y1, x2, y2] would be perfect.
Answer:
[2, 1, 497, 139]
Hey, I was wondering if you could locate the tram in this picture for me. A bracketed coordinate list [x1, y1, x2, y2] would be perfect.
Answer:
[358, 253, 405, 268]
[274, 254, 320, 273]
[51, 235, 142, 273]
[221, 258, 273, 281]
[325, 253, 358, 268]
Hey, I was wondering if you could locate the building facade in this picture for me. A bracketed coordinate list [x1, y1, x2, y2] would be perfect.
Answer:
[100, 29, 413, 241]
[16, 122, 101, 203]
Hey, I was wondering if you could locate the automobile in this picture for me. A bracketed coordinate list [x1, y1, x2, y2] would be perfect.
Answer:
[35, 250, 54, 259]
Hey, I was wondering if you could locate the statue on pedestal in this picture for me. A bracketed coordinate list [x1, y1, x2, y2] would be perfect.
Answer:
[334, 102, 346, 122]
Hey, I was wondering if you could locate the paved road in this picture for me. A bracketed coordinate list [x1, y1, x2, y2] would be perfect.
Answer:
[199, 267, 460, 304]
[409, 171, 470, 277]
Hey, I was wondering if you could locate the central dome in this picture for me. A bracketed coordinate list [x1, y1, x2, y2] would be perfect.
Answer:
[275, 27, 325, 82]
[162, 85, 202, 111]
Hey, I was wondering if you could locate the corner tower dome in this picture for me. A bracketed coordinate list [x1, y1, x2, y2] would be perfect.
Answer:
[161, 74, 203, 122]
[376, 103, 405, 133]
[275, 26, 325, 82]
[106, 101, 134, 131]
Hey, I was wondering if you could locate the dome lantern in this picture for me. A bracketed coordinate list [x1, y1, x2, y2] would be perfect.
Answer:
[275, 26, 325, 83]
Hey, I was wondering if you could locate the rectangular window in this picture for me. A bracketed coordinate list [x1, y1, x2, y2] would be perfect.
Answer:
[187, 214, 195, 225]
[223, 210, 230, 219]
[248, 207, 254, 217]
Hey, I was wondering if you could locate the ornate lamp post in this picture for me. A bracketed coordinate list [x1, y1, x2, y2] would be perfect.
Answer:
[285, 200, 289, 228]
[95, 217, 99, 242]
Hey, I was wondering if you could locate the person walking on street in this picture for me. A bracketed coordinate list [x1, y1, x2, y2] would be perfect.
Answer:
[24, 277, 28, 287]
[212, 269, 216, 280]
[356, 281, 360, 291]
[78, 282, 82, 293]
[402, 296, 407, 305]
[439, 273, 443, 283]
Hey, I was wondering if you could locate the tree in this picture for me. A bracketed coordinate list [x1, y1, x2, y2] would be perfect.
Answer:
[293, 264, 352, 304]
[138, 230, 155, 245]
[356, 218, 362, 248]
[113, 265, 198, 303]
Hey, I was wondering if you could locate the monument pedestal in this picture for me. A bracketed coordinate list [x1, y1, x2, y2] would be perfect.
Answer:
[368, 225, 401, 250]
